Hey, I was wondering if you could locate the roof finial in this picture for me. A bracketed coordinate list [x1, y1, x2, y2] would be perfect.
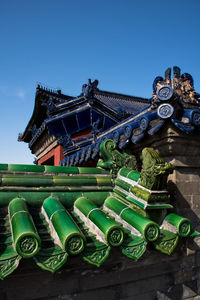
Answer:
[173, 66, 181, 79]
[82, 79, 99, 98]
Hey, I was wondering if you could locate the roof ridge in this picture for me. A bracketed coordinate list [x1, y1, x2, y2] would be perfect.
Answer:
[36, 84, 73, 100]
[94, 89, 148, 102]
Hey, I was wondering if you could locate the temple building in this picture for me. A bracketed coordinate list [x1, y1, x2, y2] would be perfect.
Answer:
[0, 66, 200, 300]
[19, 67, 200, 170]
[18, 79, 149, 166]
[19, 66, 200, 227]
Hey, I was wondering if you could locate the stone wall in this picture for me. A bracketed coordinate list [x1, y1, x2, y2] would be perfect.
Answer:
[0, 249, 200, 300]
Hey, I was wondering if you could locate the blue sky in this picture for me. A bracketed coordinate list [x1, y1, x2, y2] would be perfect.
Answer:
[0, 0, 200, 164]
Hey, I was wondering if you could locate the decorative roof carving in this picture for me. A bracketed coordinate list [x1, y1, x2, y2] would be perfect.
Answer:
[57, 134, 73, 150]
[82, 79, 99, 98]
[29, 122, 46, 148]
[41, 96, 57, 116]
[29, 124, 38, 136]
[91, 118, 102, 139]
[17, 132, 23, 141]
[152, 66, 200, 106]
[97, 139, 138, 176]
[139, 148, 174, 190]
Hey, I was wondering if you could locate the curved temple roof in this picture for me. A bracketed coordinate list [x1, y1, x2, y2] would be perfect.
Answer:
[0, 141, 198, 279]
[58, 67, 200, 166]
[18, 67, 200, 169]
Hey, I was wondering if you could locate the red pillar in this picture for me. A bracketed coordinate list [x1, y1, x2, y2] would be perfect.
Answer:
[54, 145, 64, 166]
[37, 145, 64, 166]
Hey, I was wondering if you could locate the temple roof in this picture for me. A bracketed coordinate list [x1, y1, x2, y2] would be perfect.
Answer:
[18, 67, 200, 167]
[19, 85, 75, 143]
[93, 89, 149, 115]
[0, 143, 198, 279]
[19, 81, 149, 144]
[59, 67, 200, 166]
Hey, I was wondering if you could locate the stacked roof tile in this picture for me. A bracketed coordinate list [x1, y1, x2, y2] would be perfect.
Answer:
[0, 141, 198, 279]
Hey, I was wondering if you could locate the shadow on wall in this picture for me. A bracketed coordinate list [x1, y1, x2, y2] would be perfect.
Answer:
[167, 180, 200, 231]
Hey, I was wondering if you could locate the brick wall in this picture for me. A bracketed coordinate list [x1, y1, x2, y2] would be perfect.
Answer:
[1, 249, 200, 300]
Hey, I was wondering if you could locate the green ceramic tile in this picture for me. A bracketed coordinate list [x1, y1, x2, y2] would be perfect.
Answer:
[0, 164, 8, 171]
[74, 197, 124, 247]
[78, 167, 107, 174]
[53, 176, 97, 186]
[45, 166, 79, 174]
[96, 176, 112, 186]
[8, 164, 45, 173]
[9, 198, 41, 258]
[2, 175, 53, 186]
[0, 192, 18, 207]
[19, 192, 51, 207]
[42, 197, 85, 254]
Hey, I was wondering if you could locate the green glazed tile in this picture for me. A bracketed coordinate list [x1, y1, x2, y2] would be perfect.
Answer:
[2, 175, 53, 186]
[9, 198, 41, 258]
[83, 192, 110, 207]
[53, 176, 97, 186]
[163, 213, 192, 237]
[45, 166, 79, 174]
[96, 176, 112, 186]
[78, 167, 108, 174]
[104, 196, 160, 242]
[0, 254, 21, 279]
[8, 164, 45, 173]
[74, 197, 124, 247]
[121, 233, 147, 261]
[82, 241, 111, 267]
[153, 230, 179, 255]
[52, 192, 82, 209]
[115, 178, 130, 192]
[43, 197, 86, 254]
[0, 192, 19, 207]
[0, 164, 8, 171]
[19, 192, 51, 208]
[34, 250, 68, 273]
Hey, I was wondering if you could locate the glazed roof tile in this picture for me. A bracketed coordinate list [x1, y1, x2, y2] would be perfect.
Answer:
[19, 84, 149, 143]
[93, 90, 150, 115]
[0, 146, 198, 279]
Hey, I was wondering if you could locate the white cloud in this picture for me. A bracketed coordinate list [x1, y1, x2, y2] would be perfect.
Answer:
[17, 89, 25, 100]
[0, 86, 26, 100]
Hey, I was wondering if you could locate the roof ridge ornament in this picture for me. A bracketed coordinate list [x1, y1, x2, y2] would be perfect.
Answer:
[36, 84, 59, 95]
[97, 139, 137, 176]
[41, 96, 56, 116]
[152, 66, 200, 106]
[82, 78, 99, 98]
[58, 133, 73, 150]
[139, 148, 174, 191]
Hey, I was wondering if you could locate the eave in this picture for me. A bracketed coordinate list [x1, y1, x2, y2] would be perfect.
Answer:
[19, 86, 74, 143]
